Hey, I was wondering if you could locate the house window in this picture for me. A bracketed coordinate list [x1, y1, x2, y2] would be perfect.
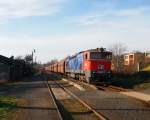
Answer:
[129, 55, 134, 59]
[124, 55, 128, 59]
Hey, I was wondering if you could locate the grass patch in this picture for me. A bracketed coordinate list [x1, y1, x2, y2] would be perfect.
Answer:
[0, 96, 17, 120]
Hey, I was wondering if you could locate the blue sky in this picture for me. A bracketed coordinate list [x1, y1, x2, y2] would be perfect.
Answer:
[0, 0, 150, 62]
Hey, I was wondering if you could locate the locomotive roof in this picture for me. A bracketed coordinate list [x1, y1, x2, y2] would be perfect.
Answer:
[68, 48, 112, 58]
[85, 48, 111, 52]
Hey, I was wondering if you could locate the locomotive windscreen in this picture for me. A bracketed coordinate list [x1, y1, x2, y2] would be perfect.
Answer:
[90, 52, 112, 60]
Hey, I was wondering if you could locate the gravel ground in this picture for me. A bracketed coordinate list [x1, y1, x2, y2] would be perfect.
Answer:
[0, 75, 60, 120]
[57, 79, 150, 120]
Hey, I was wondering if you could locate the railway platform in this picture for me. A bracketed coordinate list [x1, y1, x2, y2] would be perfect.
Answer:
[0, 75, 61, 120]
[121, 91, 150, 104]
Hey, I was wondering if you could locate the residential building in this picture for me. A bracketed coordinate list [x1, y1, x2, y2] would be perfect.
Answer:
[145, 51, 150, 64]
[124, 52, 146, 72]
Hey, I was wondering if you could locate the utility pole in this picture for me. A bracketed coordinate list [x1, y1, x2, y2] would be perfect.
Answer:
[32, 49, 36, 66]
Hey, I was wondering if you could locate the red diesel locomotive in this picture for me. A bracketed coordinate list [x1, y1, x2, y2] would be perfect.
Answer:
[47, 48, 112, 83]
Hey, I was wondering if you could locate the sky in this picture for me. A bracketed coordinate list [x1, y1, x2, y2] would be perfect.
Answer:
[0, 0, 150, 63]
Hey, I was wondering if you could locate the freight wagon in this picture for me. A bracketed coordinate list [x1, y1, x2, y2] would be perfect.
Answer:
[47, 48, 112, 83]
[58, 60, 65, 74]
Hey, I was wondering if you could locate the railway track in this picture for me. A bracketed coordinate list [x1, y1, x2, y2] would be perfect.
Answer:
[46, 79, 109, 120]
[62, 77, 127, 92]
[45, 80, 63, 120]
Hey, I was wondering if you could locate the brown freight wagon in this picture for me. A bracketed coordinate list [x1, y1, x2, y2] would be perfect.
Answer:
[58, 60, 65, 74]
[49, 65, 52, 71]
[53, 63, 58, 72]
[51, 65, 54, 72]
[49, 65, 52, 72]
[50, 64, 54, 72]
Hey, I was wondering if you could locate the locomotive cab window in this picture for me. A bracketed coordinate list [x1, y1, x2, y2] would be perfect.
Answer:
[90, 52, 112, 60]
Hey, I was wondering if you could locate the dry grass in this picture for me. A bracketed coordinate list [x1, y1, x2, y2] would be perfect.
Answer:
[0, 97, 28, 120]
[10, 99, 28, 120]
[0, 96, 17, 120]
[143, 65, 150, 72]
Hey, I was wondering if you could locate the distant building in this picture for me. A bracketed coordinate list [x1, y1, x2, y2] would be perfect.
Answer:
[145, 51, 150, 64]
[124, 53, 134, 65]
[124, 52, 148, 72]
[145, 52, 150, 57]
[124, 52, 145, 66]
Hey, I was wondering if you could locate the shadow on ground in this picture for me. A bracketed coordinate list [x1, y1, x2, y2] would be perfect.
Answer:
[111, 71, 150, 89]
[0, 74, 48, 96]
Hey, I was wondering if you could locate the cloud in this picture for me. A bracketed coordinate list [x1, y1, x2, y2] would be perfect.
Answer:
[67, 6, 150, 26]
[0, 0, 66, 22]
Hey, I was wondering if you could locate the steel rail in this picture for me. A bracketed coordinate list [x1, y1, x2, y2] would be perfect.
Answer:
[45, 80, 63, 120]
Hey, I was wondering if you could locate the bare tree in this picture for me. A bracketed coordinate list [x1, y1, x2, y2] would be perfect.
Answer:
[15, 56, 23, 60]
[24, 54, 33, 64]
[109, 43, 127, 72]
[44, 59, 58, 67]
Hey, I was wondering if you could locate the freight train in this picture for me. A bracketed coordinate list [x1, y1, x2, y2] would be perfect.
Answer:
[46, 48, 112, 83]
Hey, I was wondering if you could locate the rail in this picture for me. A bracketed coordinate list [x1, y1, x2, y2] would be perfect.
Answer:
[46, 80, 63, 120]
